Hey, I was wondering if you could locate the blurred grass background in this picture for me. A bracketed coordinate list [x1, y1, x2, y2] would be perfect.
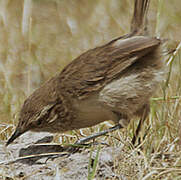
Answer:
[0, 0, 181, 178]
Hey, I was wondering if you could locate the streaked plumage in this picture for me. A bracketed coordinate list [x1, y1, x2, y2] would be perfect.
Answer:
[6, 0, 165, 146]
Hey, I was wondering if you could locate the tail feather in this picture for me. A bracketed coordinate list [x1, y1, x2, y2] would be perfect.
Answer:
[131, 0, 150, 35]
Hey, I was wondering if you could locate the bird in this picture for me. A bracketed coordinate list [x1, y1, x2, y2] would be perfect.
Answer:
[6, 0, 165, 146]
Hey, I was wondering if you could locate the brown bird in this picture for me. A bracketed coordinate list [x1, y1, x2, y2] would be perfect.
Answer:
[6, 0, 165, 146]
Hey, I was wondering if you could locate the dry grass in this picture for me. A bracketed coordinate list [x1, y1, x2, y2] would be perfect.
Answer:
[0, 0, 181, 179]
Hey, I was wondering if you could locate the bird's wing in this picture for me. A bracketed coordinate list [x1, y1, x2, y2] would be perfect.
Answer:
[59, 36, 161, 99]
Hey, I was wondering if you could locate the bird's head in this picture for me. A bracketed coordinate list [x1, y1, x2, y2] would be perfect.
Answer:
[6, 96, 57, 146]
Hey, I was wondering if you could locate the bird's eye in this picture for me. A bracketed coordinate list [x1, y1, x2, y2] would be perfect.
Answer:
[37, 118, 43, 126]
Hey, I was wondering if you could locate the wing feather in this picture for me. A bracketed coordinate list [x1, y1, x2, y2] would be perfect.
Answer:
[59, 36, 161, 99]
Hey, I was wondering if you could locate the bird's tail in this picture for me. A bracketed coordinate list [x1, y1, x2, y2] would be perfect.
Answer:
[131, 0, 150, 35]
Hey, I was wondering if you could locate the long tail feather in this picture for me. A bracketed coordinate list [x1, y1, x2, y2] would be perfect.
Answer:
[131, 0, 150, 35]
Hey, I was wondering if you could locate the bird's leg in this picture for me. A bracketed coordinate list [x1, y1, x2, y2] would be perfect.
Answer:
[62, 124, 123, 154]
[75, 124, 123, 145]
[46, 124, 123, 161]
[132, 104, 150, 145]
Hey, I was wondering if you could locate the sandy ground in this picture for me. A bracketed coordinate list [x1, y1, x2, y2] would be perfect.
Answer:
[0, 132, 132, 180]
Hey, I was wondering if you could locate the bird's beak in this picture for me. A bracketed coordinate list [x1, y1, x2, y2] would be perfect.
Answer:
[6, 129, 23, 146]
